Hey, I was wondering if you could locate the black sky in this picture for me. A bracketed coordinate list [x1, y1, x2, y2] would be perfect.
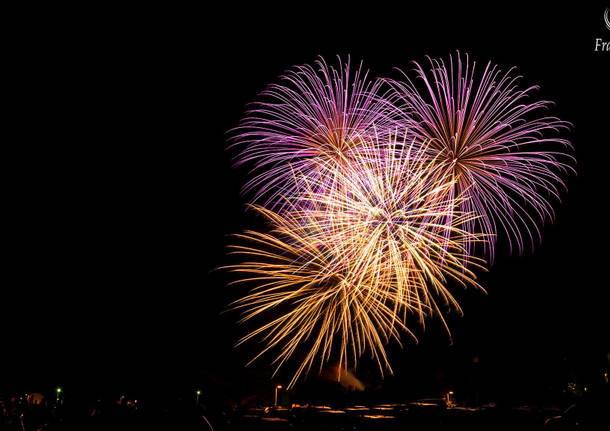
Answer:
[3, 4, 609, 401]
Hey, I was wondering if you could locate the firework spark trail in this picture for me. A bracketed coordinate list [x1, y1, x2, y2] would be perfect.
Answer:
[385, 53, 575, 260]
[229, 56, 398, 210]
[226, 135, 486, 388]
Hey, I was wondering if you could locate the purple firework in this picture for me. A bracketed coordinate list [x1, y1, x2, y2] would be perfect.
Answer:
[385, 53, 575, 260]
[230, 56, 397, 210]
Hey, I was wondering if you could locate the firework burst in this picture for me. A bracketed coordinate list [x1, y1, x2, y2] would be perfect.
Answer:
[226, 134, 486, 388]
[385, 53, 574, 260]
[230, 56, 397, 209]
[223, 53, 573, 388]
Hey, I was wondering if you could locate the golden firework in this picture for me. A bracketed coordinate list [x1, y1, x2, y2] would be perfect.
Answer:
[226, 134, 486, 388]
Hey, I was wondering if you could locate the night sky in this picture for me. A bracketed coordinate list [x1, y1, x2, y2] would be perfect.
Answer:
[4, 4, 609, 403]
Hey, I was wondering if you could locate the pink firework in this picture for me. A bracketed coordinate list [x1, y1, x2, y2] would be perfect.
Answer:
[385, 53, 575, 260]
[230, 56, 397, 210]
